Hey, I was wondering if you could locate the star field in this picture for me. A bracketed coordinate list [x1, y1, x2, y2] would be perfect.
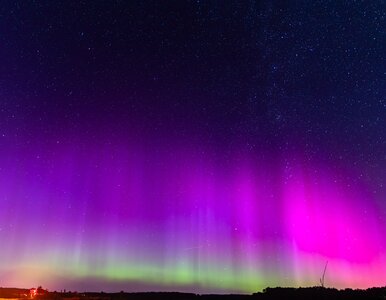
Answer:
[0, 0, 385, 294]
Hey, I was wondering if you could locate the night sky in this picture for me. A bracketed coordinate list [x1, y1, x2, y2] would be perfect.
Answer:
[0, 0, 385, 294]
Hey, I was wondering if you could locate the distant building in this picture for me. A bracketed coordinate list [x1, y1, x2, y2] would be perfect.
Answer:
[29, 287, 48, 298]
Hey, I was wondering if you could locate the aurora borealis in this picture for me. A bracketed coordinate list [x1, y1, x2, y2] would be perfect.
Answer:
[0, 0, 385, 294]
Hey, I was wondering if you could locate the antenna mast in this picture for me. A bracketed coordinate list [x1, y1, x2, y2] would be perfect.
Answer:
[320, 261, 328, 287]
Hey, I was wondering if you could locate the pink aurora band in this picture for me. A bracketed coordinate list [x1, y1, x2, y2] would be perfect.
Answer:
[0, 140, 384, 293]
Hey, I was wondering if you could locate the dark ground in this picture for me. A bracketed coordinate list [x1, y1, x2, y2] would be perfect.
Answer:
[2, 287, 386, 300]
